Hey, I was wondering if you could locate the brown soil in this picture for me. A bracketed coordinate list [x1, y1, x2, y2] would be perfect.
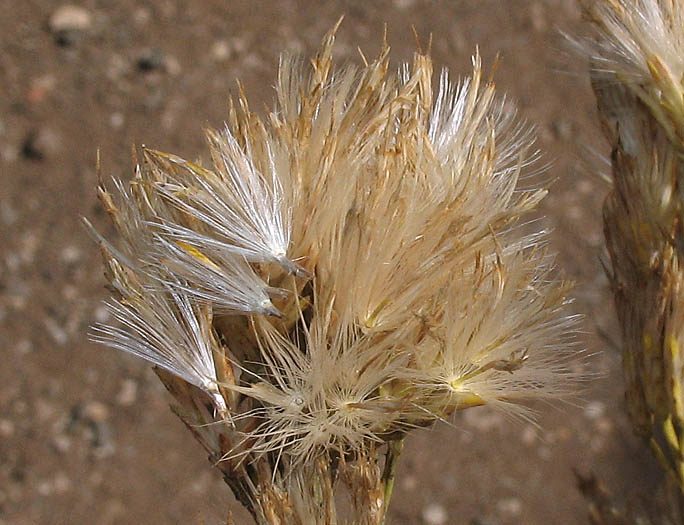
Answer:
[0, 1, 662, 524]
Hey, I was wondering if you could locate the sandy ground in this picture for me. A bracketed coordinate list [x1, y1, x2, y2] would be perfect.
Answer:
[0, 1, 663, 523]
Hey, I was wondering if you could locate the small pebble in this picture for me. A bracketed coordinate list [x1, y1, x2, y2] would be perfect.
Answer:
[402, 474, 418, 491]
[577, 179, 594, 194]
[20, 231, 40, 264]
[21, 128, 61, 160]
[160, 107, 178, 132]
[529, 2, 547, 32]
[497, 497, 522, 517]
[164, 55, 182, 76]
[93, 421, 116, 458]
[0, 419, 15, 437]
[116, 379, 138, 406]
[85, 369, 100, 384]
[137, 48, 166, 72]
[14, 400, 27, 415]
[106, 54, 128, 82]
[551, 119, 573, 141]
[94, 304, 111, 323]
[190, 471, 213, 494]
[393, 0, 416, 9]
[60, 245, 81, 264]
[143, 89, 165, 111]
[83, 401, 110, 423]
[211, 40, 232, 62]
[37, 479, 54, 496]
[109, 112, 125, 129]
[565, 204, 582, 221]
[230, 36, 248, 55]
[52, 434, 72, 454]
[0, 200, 18, 226]
[53, 472, 71, 493]
[36, 472, 71, 496]
[14, 339, 33, 355]
[49, 5, 92, 46]
[100, 499, 126, 523]
[36, 399, 57, 422]
[422, 502, 448, 525]
[44, 317, 68, 346]
[243, 52, 265, 70]
[1, 143, 18, 163]
[6, 282, 29, 311]
[471, 518, 499, 525]
[132, 7, 151, 26]
[27, 75, 57, 104]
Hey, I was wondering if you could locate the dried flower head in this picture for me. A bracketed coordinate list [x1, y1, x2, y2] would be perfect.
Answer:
[581, 0, 684, 493]
[89, 23, 579, 523]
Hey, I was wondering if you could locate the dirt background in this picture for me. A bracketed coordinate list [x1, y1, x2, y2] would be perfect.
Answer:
[0, 1, 665, 524]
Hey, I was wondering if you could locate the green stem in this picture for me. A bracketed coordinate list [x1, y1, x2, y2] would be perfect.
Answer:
[380, 438, 405, 524]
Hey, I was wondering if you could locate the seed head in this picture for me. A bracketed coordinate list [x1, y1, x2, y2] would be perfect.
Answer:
[88, 24, 580, 522]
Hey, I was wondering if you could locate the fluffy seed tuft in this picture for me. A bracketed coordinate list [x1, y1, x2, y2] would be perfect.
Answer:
[89, 25, 581, 523]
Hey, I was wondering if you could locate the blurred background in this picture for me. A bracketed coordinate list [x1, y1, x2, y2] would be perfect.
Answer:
[0, 1, 662, 523]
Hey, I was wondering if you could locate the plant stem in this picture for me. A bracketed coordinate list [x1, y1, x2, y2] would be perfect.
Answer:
[380, 438, 404, 524]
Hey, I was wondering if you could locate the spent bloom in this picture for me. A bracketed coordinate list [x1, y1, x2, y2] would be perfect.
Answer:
[581, 0, 684, 492]
[89, 24, 579, 524]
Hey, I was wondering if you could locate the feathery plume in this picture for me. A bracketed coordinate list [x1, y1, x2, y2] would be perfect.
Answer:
[89, 23, 579, 524]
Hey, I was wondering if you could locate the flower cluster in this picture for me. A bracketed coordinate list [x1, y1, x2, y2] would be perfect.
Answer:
[89, 25, 578, 523]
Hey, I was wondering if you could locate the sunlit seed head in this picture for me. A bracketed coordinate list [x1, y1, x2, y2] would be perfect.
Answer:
[89, 24, 582, 491]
